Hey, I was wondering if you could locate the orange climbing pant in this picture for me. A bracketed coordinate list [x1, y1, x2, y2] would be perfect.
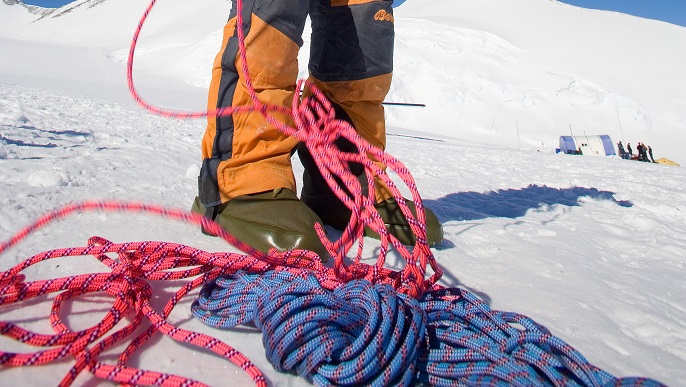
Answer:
[198, 0, 395, 208]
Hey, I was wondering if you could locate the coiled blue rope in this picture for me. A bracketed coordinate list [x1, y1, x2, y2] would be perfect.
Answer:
[191, 271, 666, 387]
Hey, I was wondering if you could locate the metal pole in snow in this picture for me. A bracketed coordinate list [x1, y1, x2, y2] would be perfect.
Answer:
[613, 95, 626, 144]
[489, 115, 496, 144]
[300, 90, 425, 108]
[382, 102, 426, 107]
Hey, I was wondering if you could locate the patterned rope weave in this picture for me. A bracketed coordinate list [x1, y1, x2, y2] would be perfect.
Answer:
[193, 271, 667, 387]
[192, 271, 425, 386]
[0, 199, 429, 385]
[0, 201, 323, 385]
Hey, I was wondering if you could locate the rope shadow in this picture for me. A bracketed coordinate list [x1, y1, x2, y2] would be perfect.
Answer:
[425, 184, 632, 223]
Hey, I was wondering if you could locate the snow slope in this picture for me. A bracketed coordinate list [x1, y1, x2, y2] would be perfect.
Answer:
[1, 0, 685, 385]
[2, 0, 686, 164]
[0, 4, 35, 32]
[389, 0, 686, 164]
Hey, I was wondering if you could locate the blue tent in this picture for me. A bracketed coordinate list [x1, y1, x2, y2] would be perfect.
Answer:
[559, 135, 616, 156]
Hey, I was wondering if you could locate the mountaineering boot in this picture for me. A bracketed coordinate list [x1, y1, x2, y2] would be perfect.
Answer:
[366, 197, 443, 246]
[191, 188, 328, 260]
[298, 134, 366, 230]
[298, 140, 443, 247]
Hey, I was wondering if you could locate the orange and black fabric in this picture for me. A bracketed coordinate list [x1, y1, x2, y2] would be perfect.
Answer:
[198, 0, 309, 210]
[198, 0, 395, 210]
[306, 0, 395, 201]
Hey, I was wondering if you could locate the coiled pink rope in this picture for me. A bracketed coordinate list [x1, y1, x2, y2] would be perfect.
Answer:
[0, 201, 406, 386]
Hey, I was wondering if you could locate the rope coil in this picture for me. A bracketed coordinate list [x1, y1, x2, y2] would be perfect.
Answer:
[193, 271, 425, 386]
[0, 199, 431, 386]
[193, 271, 667, 387]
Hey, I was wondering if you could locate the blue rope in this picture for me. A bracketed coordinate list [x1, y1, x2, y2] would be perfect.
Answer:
[418, 288, 612, 386]
[191, 271, 666, 387]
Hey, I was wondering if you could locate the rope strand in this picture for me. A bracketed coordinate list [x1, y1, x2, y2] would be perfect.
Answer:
[192, 271, 666, 387]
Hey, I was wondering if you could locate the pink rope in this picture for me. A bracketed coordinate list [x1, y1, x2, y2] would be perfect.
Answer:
[0, 0, 443, 384]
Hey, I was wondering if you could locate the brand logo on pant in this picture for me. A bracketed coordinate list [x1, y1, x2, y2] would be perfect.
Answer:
[374, 9, 394, 23]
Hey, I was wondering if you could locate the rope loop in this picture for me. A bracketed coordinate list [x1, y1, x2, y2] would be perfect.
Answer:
[0, 227, 273, 385]
[193, 270, 426, 386]
[126, 0, 440, 295]
[193, 271, 668, 387]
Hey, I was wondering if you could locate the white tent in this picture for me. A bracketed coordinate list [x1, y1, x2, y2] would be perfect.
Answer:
[559, 135, 616, 156]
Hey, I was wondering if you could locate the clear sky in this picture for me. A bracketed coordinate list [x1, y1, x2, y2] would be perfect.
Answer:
[21, 0, 686, 28]
[558, 0, 686, 27]
[396, 0, 686, 28]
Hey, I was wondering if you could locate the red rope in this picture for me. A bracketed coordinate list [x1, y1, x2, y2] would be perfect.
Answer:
[0, 200, 435, 385]
[0, 0, 444, 384]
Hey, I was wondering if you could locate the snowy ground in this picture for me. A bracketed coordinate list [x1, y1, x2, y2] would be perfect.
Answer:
[1, 82, 685, 386]
[2, 0, 686, 385]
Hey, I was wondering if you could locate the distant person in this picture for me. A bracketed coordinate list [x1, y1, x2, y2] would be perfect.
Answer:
[617, 141, 627, 158]
[627, 142, 633, 158]
[577, 147, 583, 155]
[636, 142, 643, 161]
[639, 142, 649, 162]
[648, 145, 656, 163]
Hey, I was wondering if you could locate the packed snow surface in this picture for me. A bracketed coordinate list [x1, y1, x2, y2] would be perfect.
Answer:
[1, 0, 685, 385]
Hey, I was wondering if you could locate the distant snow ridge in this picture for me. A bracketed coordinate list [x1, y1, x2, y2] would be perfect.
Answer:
[54, 0, 109, 13]
[3, 0, 53, 17]
[4, 0, 109, 20]
[35, 0, 109, 20]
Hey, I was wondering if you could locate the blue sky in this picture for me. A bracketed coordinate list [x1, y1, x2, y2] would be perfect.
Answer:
[558, 0, 686, 27]
[21, 0, 686, 28]
[21, 0, 66, 7]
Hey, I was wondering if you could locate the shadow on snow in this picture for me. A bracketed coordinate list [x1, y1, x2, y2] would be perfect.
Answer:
[423, 184, 632, 305]
[425, 184, 632, 223]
